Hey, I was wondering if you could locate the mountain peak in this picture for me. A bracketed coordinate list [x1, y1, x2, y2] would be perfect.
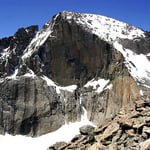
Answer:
[21, 11, 150, 88]
[62, 11, 145, 41]
[0, 11, 150, 150]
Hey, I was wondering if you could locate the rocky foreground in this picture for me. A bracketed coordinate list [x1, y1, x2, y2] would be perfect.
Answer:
[49, 98, 150, 150]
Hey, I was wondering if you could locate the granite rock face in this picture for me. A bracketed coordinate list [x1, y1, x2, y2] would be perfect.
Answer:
[0, 11, 150, 137]
[0, 77, 81, 136]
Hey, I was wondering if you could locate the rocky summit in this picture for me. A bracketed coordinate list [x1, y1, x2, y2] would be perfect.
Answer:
[0, 10, 150, 149]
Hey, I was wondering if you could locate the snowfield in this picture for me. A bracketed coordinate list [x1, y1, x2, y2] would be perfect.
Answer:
[114, 41, 150, 87]
[0, 107, 95, 150]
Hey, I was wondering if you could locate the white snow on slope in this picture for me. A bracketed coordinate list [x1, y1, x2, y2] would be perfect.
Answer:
[114, 41, 150, 87]
[63, 11, 145, 43]
[140, 90, 144, 96]
[0, 107, 95, 150]
[6, 67, 19, 80]
[0, 47, 10, 60]
[22, 14, 59, 60]
[6, 67, 36, 79]
[84, 78, 112, 93]
[41, 75, 77, 94]
[23, 69, 36, 78]
[22, 30, 51, 60]
[21, 11, 149, 86]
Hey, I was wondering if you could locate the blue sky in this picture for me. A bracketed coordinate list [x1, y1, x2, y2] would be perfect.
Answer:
[0, 0, 150, 38]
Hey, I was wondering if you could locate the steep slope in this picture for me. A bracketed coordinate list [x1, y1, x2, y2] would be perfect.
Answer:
[0, 11, 150, 139]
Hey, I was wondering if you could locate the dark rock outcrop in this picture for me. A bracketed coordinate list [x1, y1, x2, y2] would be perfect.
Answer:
[0, 76, 81, 136]
[0, 36, 13, 51]
[79, 125, 95, 135]
[0, 25, 38, 77]
[119, 31, 150, 55]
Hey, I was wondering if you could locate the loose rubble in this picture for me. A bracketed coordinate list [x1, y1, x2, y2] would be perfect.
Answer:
[48, 98, 150, 150]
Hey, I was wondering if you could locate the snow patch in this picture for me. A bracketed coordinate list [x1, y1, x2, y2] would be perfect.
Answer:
[59, 85, 78, 93]
[0, 107, 95, 150]
[113, 41, 150, 86]
[0, 79, 4, 83]
[64, 12, 150, 87]
[142, 84, 150, 89]
[25, 29, 29, 33]
[81, 107, 95, 127]
[22, 14, 59, 60]
[23, 69, 36, 78]
[105, 83, 113, 90]
[140, 90, 143, 96]
[79, 97, 82, 104]
[41, 75, 77, 94]
[22, 30, 52, 59]
[6, 67, 19, 80]
[65, 12, 145, 45]
[0, 47, 10, 60]
[84, 78, 112, 93]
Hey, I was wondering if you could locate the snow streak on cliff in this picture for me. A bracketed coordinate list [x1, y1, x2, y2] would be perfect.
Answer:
[61, 11, 150, 87]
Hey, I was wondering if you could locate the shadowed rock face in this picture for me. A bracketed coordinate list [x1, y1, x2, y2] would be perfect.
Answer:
[0, 11, 149, 136]
[25, 13, 131, 86]
[0, 25, 38, 77]
[0, 36, 13, 51]
[25, 17, 113, 86]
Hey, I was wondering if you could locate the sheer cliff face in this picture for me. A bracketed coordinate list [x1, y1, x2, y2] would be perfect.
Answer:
[0, 11, 150, 136]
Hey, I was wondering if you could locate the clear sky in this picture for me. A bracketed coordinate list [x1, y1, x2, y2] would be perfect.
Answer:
[0, 0, 150, 38]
